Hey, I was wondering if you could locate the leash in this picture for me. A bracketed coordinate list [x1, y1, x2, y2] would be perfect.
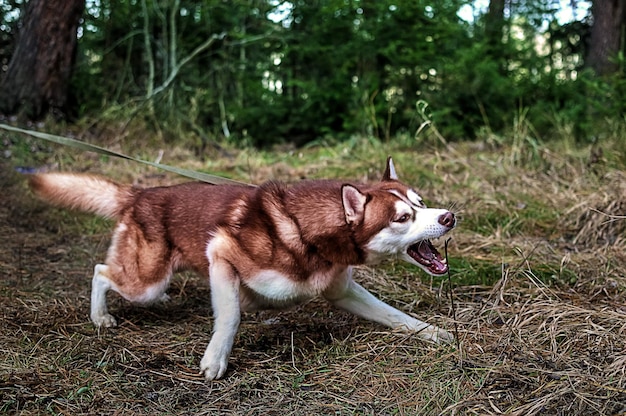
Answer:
[444, 238, 461, 361]
[0, 123, 250, 186]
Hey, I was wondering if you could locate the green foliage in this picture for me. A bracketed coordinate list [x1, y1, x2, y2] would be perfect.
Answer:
[6, 0, 624, 146]
[0, 0, 21, 67]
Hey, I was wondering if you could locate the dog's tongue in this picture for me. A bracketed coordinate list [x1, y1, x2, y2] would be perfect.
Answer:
[409, 240, 448, 275]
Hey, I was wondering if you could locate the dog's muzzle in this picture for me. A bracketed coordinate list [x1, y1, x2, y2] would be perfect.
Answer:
[407, 211, 455, 275]
[438, 211, 456, 228]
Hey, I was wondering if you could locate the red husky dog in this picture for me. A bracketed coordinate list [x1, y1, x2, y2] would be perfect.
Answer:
[29, 157, 456, 380]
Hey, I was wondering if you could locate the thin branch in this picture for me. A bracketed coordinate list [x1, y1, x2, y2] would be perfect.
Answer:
[591, 208, 626, 224]
[170, 0, 179, 73]
[227, 31, 275, 47]
[149, 31, 226, 98]
[141, 0, 155, 101]
[167, 0, 180, 108]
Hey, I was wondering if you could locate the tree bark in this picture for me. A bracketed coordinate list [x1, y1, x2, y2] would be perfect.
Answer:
[485, 0, 506, 49]
[0, 0, 85, 120]
[586, 0, 626, 76]
[485, 0, 507, 74]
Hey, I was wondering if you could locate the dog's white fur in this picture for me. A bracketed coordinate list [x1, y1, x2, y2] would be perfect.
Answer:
[29, 157, 456, 380]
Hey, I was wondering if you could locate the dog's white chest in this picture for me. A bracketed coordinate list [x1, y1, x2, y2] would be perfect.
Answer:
[242, 268, 340, 309]
[246, 270, 317, 301]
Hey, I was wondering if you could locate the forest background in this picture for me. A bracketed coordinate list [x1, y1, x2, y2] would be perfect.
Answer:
[0, 0, 624, 148]
[2, 1, 626, 414]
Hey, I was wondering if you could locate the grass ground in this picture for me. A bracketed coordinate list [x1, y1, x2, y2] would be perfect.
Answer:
[1, 129, 625, 415]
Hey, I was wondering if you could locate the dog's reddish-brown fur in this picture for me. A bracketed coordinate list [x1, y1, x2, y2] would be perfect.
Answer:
[30, 176, 406, 294]
[28, 159, 456, 380]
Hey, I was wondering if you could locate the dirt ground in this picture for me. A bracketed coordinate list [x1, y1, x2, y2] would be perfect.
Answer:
[1, 144, 626, 415]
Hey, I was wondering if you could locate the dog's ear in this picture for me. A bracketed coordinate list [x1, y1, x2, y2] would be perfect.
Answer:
[382, 156, 398, 181]
[342, 185, 367, 225]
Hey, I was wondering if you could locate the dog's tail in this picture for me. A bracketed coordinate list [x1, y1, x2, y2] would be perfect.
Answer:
[28, 173, 135, 220]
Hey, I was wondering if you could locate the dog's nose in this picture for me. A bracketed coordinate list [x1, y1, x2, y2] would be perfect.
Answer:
[438, 211, 455, 228]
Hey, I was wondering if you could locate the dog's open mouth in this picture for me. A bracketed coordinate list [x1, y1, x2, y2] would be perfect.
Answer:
[407, 240, 448, 275]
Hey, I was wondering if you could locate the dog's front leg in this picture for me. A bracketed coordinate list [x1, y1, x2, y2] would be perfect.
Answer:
[200, 259, 241, 380]
[323, 268, 453, 344]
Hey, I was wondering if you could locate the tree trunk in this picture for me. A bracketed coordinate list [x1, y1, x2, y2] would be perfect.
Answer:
[0, 0, 85, 120]
[485, 0, 506, 49]
[485, 0, 507, 74]
[586, 0, 626, 76]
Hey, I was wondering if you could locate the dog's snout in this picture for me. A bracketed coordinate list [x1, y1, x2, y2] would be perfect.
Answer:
[438, 211, 455, 228]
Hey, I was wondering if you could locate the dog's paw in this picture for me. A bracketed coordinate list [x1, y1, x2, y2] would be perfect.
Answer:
[432, 328, 455, 344]
[92, 313, 117, 328]
[419, 325, 454, 344]
[158, 293, 171, 303]
[200, 351, 229, 381]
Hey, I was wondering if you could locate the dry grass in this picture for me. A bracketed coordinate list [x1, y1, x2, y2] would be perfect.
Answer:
[1, 135, 625, 415]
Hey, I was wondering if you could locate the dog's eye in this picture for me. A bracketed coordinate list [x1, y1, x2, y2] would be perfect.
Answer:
[395, 213, 411, 223]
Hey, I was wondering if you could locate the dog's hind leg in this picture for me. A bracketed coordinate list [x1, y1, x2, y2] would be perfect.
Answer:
[90, 264, 117, 328]
[324, 268, 453, 344]
[200, 252, 241, 380]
